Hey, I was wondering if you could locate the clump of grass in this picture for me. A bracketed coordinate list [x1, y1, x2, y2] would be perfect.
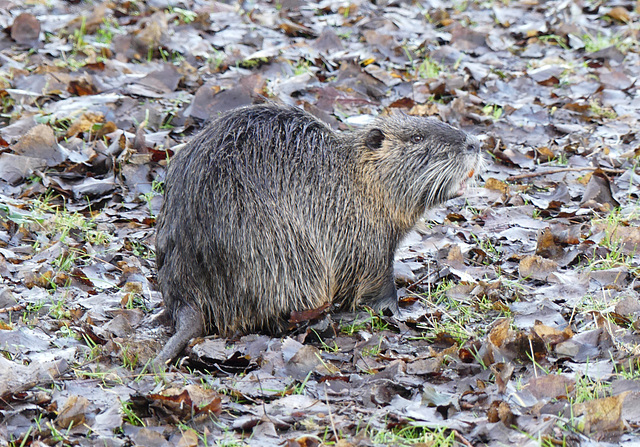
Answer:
[340, 307, 389, 336]
[586, 207, 636, 271]
[120, 399, 145, 426]
[3, 193, 111, 248]
[582, 31, 631, 53]
[416, 57, 443, 79]
[538, 34, 569, 50]
[414, 278, 514, 346]
[588, 100, 617, 120]
[95, 18, 120, 44]
[139, 179, 164, 218]
[571, 373, 610, 404]
[365, 423, 456, 446]
[482, 104, 503, 120]
[166, 6, 197, 24]
[32, 200, 112, 246]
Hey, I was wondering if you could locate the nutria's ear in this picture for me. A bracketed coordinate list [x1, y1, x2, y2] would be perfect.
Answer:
[365, 128, 385, 150]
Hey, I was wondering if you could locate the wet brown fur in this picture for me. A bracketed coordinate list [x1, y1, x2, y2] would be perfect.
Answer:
[154, 103, 483, 365]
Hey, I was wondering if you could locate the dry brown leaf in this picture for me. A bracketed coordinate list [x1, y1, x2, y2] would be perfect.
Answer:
[532, 321, 573, 346]
[10, 13, 40, 46]
[66, 112, 105, 138]
[535, 146, 555, 160]
[575, 393, 627, 438]
[446, 244, 465, 266]
[593, 223, 640, 254]
[485, 177, 509, 193]
[67, 78, 99, 96]
[148, 384, 222, 418]
[55, 395, 90, 428]
[536, 228, 563, 259]
[488, 319, 512, 348]
[176, 429, 199, 447]
[519, 255, 558, 280]
[606, 6, 631, 23]
[491, 362, 515, 393]
[580, 169, 620, 210]
[487, 400, 515, 426]
[12, 124, 62, 166]
[289, 302, 330, 324]
[526, 375, 575, 400]
[409, 103, 439, 116]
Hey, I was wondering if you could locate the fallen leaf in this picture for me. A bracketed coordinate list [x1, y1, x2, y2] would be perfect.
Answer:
[485, 177, 509, 193]
[606, 6, 630, 23]
[176, 429, 199, 447]
[12, 124, 65, 166]
[527, 375, 575, 400]
[532, 322, 573, 346]
[575, 393, 627, 440]
[144, 384, 222, 419]
[66, 112, 105, 138]
[519, 255, 558, 280]
[11, 13, 40, 46]
[55, 395, 90, 428]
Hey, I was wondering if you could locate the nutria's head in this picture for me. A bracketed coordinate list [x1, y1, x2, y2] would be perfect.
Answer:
[358, 114, 484, 222]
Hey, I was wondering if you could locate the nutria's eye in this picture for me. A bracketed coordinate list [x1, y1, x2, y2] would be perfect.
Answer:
[410, 134, 424, 144]
[467, 144, 476, 152]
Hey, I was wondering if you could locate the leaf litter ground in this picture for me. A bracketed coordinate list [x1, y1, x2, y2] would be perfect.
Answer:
[1, 0, 640, 446]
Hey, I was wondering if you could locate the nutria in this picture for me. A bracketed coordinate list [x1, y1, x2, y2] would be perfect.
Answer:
[153, 103, 483, 366]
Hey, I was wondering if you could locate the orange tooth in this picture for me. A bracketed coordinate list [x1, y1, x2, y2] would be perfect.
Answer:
[468, 169, 474, 178]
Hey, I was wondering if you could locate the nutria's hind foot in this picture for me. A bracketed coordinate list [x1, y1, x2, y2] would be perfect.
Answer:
[365, 276, 399, 315]
[153, 305, 204, 370]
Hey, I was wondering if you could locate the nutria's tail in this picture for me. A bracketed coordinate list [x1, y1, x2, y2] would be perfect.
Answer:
[153, 304, 204, 369]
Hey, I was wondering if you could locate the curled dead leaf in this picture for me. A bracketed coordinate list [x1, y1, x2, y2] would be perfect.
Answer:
[605, 6, 631, 23]
[535, 146, 555, 161]
[487, 400, 516, 426]
[491, 362, 515, 393]
[144, 384, 223, 420]
[484, 177, 508, 194]
[575, 393, 627, 440]
[532, 321, 573, 346]
[488, 318, 512, 348]
[55, 395, 90, 428]
[66, 112, 105, 138]
[289, 302, 330, 324]
[176, 429, 199, 447]
[67, 78, 99, 96]
[519, 255, 558, 280]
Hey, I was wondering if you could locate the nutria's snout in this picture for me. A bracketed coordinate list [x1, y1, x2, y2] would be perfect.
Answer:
[450, 133, 484, 198]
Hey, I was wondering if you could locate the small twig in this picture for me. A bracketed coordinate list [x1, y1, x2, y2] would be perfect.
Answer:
[453, 429, 474, 447]
[529, 337, 538, 379]
[0, 303, 26, 313]
[507, 166, 626, 181]
[325, 385, 339, 442]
